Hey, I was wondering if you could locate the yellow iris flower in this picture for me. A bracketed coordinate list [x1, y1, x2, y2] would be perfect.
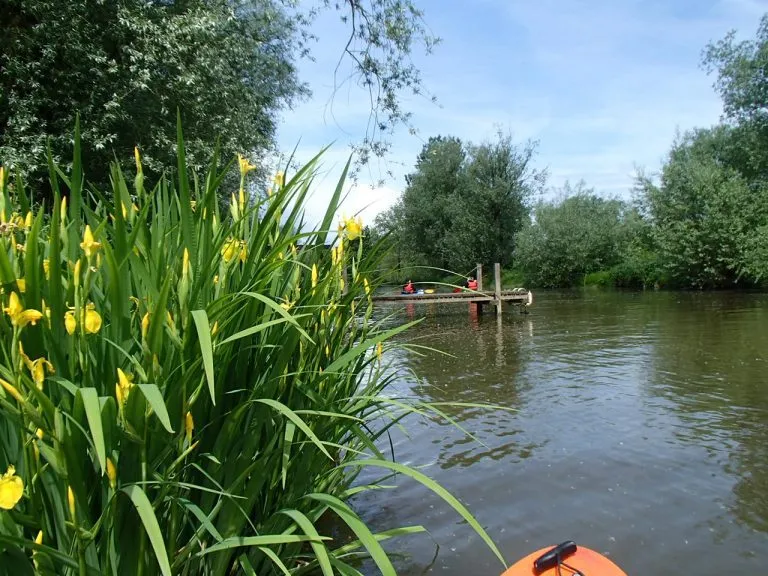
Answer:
[19, 342, 54, 389]
[80, 225, 102, 258]
[4, 292, 43, 327]
[0, 465, 23, 510]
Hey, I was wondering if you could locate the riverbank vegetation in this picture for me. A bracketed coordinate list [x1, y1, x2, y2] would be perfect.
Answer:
[0, 124, 504, 573]
[375, 15, 768, 290]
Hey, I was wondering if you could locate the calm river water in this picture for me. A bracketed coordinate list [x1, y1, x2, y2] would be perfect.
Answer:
[357, 290, 768, 575]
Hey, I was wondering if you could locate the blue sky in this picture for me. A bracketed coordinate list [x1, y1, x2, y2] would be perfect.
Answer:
[276, 0, 766, 225]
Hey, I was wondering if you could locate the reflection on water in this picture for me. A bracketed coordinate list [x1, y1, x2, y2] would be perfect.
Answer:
[356, 291, 768, 576]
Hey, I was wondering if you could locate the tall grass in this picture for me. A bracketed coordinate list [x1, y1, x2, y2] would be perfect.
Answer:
[0, 118, 506, 575]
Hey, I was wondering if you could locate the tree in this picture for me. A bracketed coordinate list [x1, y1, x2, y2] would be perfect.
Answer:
[377, 133, 544, 276]
[703, 14, 768, 183]
[1, 0, 437, 195]
[636, 128, 768, 288]
[513, 182, 629, 287]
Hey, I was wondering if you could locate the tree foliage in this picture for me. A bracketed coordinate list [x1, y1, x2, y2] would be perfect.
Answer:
[636, 128, 768, 288]
[375, 133, 545, 277]
[0, 0, 437, 194]
[513, 183, 633, 288]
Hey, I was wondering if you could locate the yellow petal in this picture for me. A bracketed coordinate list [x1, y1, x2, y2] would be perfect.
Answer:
[84, 309, 101, 334]
[80, 225, 101, 258]
[60, 196, 67, 223]
[311, 264, 318, 288]
[0, 378, 23, 403]
[274, 171, 285, 188]
[35, 530, 43, 545]
[24, 211, 32, 230]
[64, 311, 76, 335]
[185, 411, 194, 444]
[0, 466, 23, 510]
[221, 238, 238, 263]
[182, 248, 190, 277]
[43, 259, 50, 279]
[134, 147, 142, 174]
[73, 259, 82, 287]
[18, 309, 43, 328]
[106, 458, 117, 489]
[35, 428, 43, 440]
[376, 341, 383, 362]
[3, 291, 23, 323]
[67, 486, 75, 519]
[141, 312, 149, 339]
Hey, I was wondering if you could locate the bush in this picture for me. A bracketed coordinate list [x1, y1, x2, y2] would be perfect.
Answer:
[0, 121, 503, 574]
[583, 270, 612, 287]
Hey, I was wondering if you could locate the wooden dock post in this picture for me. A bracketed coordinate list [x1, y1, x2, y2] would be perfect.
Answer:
[494, 262, 502, 315]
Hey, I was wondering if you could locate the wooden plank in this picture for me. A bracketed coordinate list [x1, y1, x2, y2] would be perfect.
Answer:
[476, 263, 483, 292]
[370, 291, 529, 305]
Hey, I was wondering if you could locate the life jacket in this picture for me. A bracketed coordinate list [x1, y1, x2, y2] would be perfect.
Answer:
[404, 282, 415, 293]
[467, 279, 478, 290]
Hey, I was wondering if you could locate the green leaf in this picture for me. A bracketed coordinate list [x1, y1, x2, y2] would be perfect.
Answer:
[305, 493, 396, 576]
[253, 399, 332, 460]
[219, 314, 312, 346]
[191, 310, 215, 406]
[280, 509, 333, 576]
[324, 321, 419, 375]
[255, 548, 292, 576]
[318, 155, 351, 245]
[147, 272, 173, 356]
[79, 388, 106, 473]
[242, 292, 314, 343]
[0, 241, 15, 285]
[0, 534, 80, 570]
[281, 421, 295, 490]
[122, 485, 173, 576]
[344, 459, 507, 568]
[176, 110, 197, 265]
[135, 384, 174, 433]
[197, 535, 326, 557]
[333, 525, 426, 556]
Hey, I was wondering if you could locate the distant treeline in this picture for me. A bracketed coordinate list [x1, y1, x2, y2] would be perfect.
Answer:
[372, 14, 768, 290]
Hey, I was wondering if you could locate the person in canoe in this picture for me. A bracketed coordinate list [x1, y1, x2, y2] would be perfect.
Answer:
[466, 277, 478, 290]
[402, 279, 415, 294]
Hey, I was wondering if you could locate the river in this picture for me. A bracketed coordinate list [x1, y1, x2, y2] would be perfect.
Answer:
[356, 290, 768, 575]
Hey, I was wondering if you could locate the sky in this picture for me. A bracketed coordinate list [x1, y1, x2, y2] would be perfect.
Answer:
[276, 0, 766, 227]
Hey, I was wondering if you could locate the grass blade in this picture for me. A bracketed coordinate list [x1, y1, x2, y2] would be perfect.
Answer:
[79, 388, 106, 473]
[197, 535, 326, 557]
[305, 493, 396, 576]
[345, 459, 507, 568]
[122, 485, 173, 576]
[191, 310, 215, 405]
[254, 399, 332, 460]
[136, 384, 174, 433]
[279, 509, 333, 576]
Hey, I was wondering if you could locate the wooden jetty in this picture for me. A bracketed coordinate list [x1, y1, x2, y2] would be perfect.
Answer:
[370, 263, 533, 315]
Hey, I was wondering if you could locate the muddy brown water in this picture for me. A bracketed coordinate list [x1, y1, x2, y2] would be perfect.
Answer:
[354, 290, 768, 575]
